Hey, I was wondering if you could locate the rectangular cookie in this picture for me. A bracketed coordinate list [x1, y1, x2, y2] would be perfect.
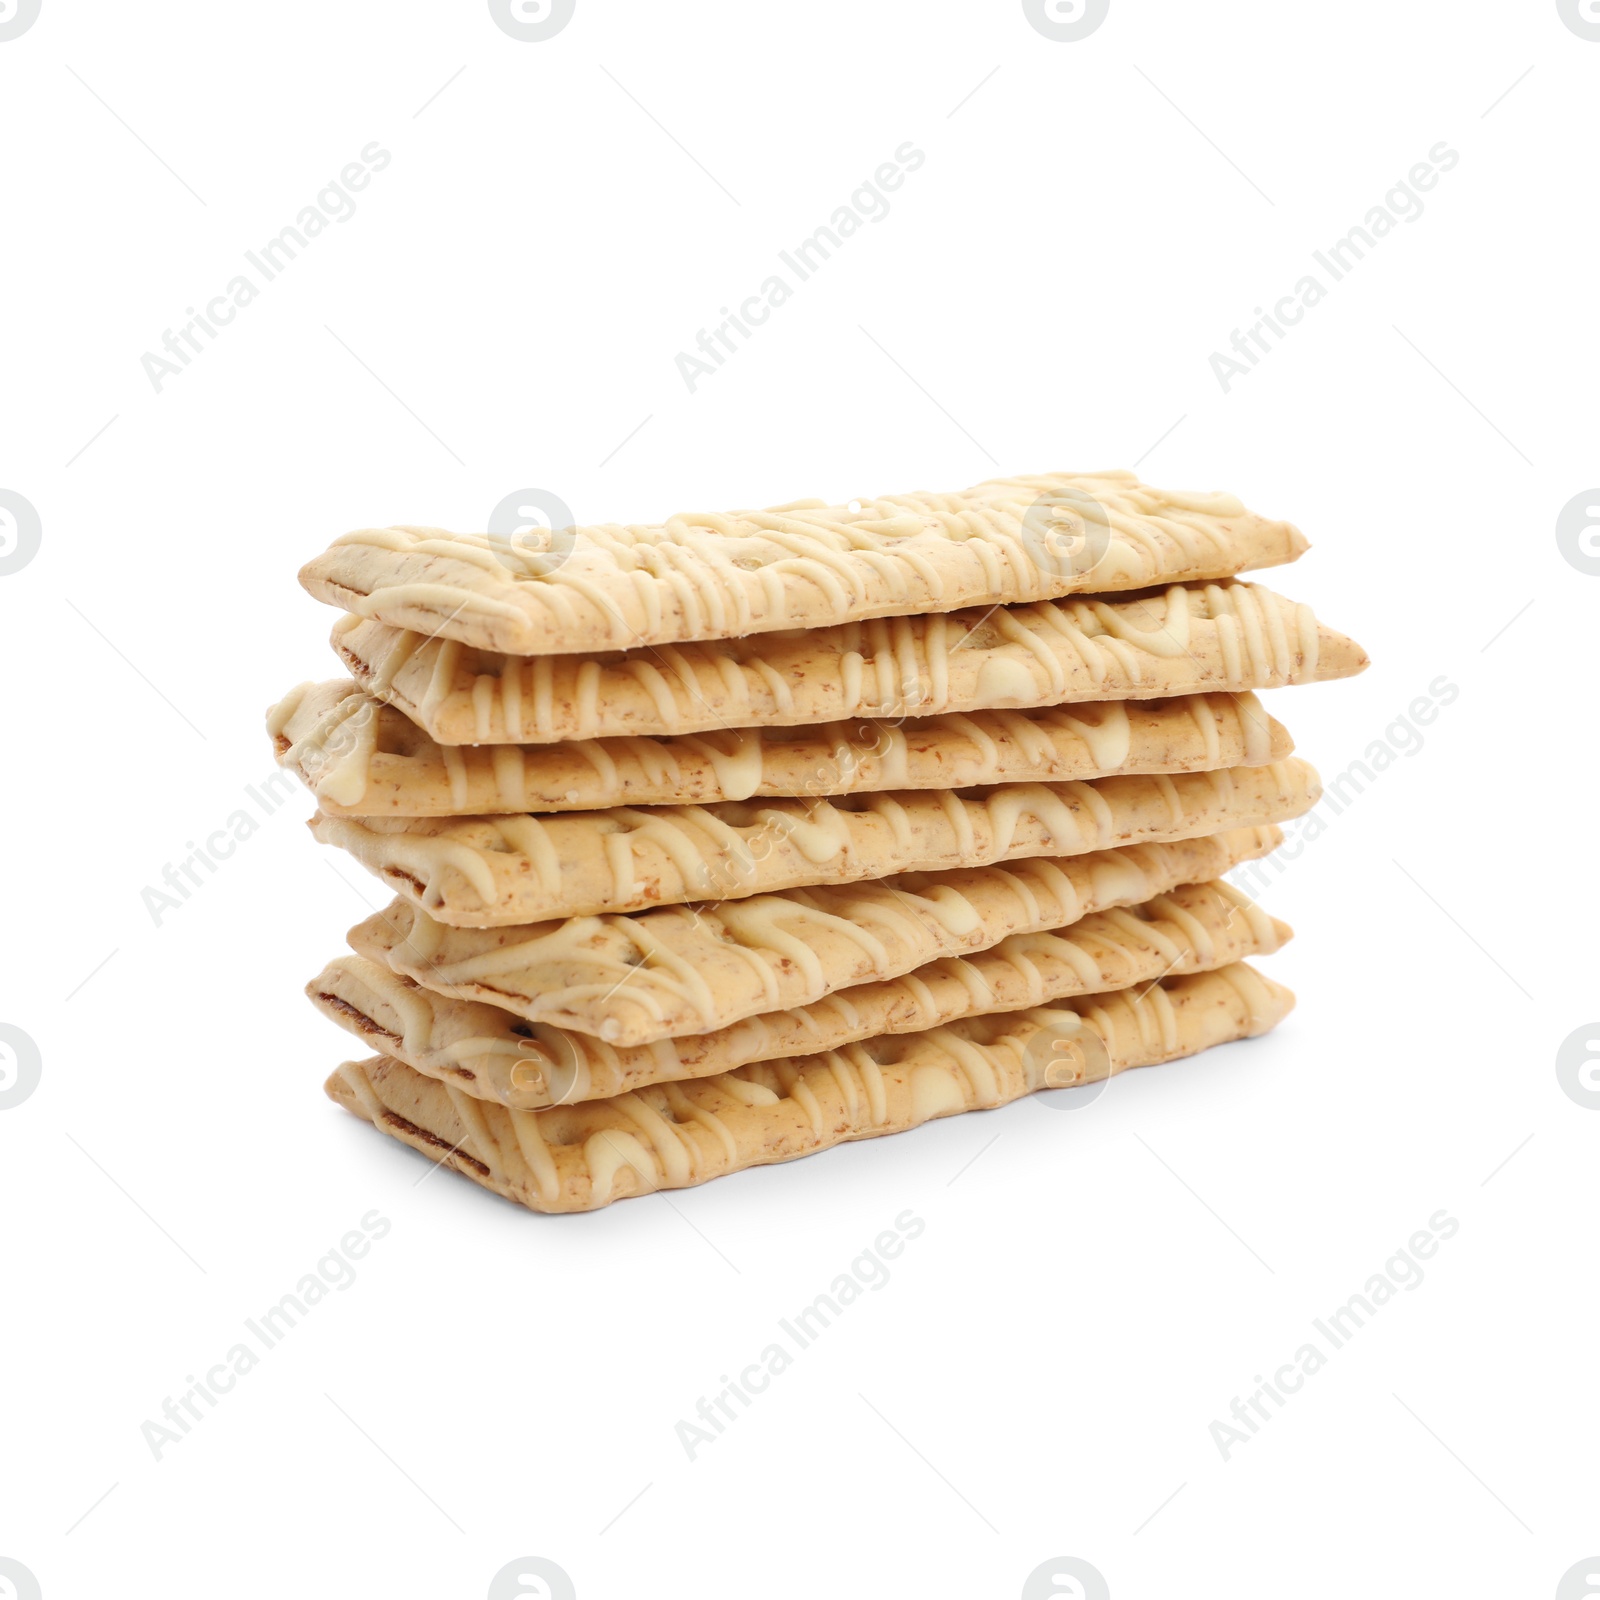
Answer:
[324, 963, 1294, 1212]
[348, 825, 1284, 1046]
[269, 681, 1292, 816]
[332, 579, 1367, 744]
[300, 469, 1310, 655]
[309, 757, 1319, 924]
[309, 878, 1290, 1107]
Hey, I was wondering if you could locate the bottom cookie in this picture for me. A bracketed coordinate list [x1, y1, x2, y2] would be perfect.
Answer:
[325, 963, 1292, 1213]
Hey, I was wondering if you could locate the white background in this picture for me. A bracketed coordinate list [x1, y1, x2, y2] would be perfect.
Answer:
[2, 2, 1596, 1597]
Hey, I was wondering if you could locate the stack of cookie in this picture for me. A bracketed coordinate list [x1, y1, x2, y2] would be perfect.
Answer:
[272, 470, 1366, 1213]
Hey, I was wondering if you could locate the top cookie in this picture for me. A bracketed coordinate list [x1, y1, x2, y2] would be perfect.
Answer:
[298, 470, 1309, 655]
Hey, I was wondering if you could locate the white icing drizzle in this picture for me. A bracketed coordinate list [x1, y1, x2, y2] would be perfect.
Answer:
[909, 1062, 968, 1119]
[336, 959, 1300, 1212]
[354, 834, 1283, 1055]
[785, 1072, 827, 1138]
[718, 1076, 782, 1108]
[939, 1033, 1003, 1104]
[666, 1085, 740, 1163]
[583, 1128, 661, 1201]
[614, 1094, 694, 1184]
[506, 1109, 562, 1202]
[444, 1085, 500, 1173]
[310, 473, 1305, 665]
[331, 577, 1353, 747]
[338, 1059, 386, 1121]
[491, 816, 561, 893]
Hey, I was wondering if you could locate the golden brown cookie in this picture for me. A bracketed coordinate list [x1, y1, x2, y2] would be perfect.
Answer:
[309, 758, 1319, 924]
[325, 963, 1294, 1212]
[309, 878, 1289, 1106]
[332, 580, 1366, 745]
[269, 680, 1292, 815]
[300, 470, 1309, 655]
[347, 826, 1284, 1046]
